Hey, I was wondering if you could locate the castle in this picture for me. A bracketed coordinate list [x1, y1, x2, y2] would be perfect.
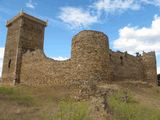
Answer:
[1, 12, 158, 86]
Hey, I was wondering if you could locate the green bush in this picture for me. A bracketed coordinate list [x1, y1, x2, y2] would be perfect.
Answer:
[108, 91, 160, 120]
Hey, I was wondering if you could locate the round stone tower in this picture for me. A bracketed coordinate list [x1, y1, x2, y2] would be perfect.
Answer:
[71, 30, 109, 83]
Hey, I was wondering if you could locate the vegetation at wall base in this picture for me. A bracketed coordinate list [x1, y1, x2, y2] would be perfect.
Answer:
[0, 86, 34, 106]
[108, 90, 160, 120]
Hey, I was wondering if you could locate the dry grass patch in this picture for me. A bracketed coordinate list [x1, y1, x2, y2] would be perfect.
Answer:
[0, 86, 34, 106]
[108, 90, 160, 120]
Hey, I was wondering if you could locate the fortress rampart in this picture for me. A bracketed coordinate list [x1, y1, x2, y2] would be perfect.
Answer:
[1, 12, 158, 86]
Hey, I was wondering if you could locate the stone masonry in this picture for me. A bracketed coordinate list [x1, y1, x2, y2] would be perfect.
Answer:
[1, 12, 158, 86]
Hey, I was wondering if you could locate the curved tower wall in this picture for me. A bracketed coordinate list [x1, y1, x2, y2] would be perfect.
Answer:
[71, 30, 110, 82]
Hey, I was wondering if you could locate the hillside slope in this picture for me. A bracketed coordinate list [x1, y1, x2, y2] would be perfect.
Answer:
[0, 81, 159, 120]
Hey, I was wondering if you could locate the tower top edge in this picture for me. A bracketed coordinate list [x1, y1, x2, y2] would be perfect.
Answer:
[6, 12, 47, 27]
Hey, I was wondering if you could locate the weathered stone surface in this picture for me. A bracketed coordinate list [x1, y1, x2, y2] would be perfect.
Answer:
[2, 12, 46, 86]
[1, 12, 158, 86]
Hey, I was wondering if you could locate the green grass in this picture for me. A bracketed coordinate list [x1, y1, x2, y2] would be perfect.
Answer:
[44, 99, 91, 120]
[0, 87, 16, 95]
[108, 90, 160, 120]
[57, 100, 90, 120]
[0, 86, 34, 106]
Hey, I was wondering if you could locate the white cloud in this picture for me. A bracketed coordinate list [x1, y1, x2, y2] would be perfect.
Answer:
[58, 0, 160, 29]
[52, 56, 69, 61]
[157, 67, 160, 74]
[141, 0, 160, 7]
[0, 48, 4, 77]
[93, 0, 140, 13]
[113, 15, 160, 54]
[58, 7, 98, 29]
[26, 0, 36, 9]
[93, 0, 160, 13]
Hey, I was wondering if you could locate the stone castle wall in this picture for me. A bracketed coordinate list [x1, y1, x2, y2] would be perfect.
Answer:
[2, 18, 22, 85]
[20, 16, 45, 51]
[71, 31, 109, 83]
[1, 13, 158, 86]
[108, 51, 145, 82]
[20, 31, 110, 86]
[20, 31, 157, 86]
[20, 50, 72, 86]
[2, 12, 46, 85]
[141, 52, 157, 84]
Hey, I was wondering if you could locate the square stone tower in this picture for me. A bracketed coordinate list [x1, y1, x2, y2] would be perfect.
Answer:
[2, 12, 47, 85]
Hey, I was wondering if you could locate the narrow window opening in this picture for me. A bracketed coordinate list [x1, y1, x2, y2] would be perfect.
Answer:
[109, 54, 112, 60]
[120, 56, 123, 65]
[8, 59, 11, 68]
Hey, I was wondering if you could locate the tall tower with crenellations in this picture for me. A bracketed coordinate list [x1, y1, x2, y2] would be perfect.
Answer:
[2, 12, 47, 85]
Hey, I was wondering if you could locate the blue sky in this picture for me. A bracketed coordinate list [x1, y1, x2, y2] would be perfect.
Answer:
[0, 0, 160, 76]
